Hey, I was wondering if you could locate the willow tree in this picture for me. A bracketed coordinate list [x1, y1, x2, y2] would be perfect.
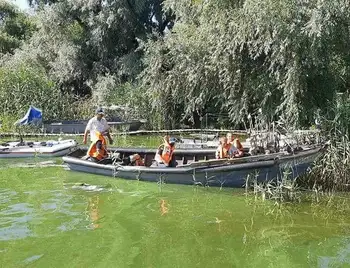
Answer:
[5, 0, 172, 98]
[141, 0, 350, 129]
[0, 1, 36, 55]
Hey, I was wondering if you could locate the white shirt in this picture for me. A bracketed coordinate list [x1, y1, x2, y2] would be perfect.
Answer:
[85, 116, 109, 141]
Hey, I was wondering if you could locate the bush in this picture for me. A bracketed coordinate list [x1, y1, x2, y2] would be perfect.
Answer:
[0, 63, 94, 131]
[300, 94, 350, 192]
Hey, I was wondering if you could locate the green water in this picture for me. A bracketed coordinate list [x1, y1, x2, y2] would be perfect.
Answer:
[1, 160, 350, 267]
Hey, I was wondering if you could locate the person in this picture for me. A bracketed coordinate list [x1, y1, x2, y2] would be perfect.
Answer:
[86, 131, 108, 162]
[122, 154, 145, 166]
[215, 136, 233, 159]
[155, 136, 177, 167]
[83, 108, 113, 145]
[226, 132, 244, 157]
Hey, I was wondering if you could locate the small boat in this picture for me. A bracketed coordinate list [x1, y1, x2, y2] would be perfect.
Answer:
[43, 119, 145, 134]
[0, 139, 78, 158]
[62, 146, 322, 188]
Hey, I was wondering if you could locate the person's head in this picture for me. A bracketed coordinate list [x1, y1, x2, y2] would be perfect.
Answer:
[226, 133, 234, 142]
[220, 136, 228, 145]
[95, 108, 105, 120]
[169, 137, 176, 146]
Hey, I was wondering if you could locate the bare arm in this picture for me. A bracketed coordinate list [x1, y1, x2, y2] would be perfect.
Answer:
[104, 127, 113, 144]
[84, 119, 92, 144]
[83, 130, 89, 144]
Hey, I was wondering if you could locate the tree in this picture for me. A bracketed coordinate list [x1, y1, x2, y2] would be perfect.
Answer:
[5, 0, 173, 99]
[0, 0, 36, 55]
[141, 0, 350, 128]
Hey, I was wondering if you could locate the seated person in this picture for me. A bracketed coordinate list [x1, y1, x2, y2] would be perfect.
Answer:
[215, 136, 233, 159]
[86, 131, 108, 162]
[155, 136, 177, 167]
[121, 153, 145, 166]
[226, 132, 244, 157]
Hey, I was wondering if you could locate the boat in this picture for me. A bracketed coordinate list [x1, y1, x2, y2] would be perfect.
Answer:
[62, 146, 322, 188]
[0, 106, 78, 158]
[43, 119, 145, 134]
[0, 139, 78, 158]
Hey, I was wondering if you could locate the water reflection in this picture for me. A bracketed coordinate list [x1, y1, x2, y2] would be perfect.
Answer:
[0, 189, 17, 204]
[160, 199, 168, 216]
[318, 238, 350, 267]
[86, 195, 101, 229]
[0, 160, 63, 169]
[22, 254, 44, 265]
[0, 202, 34, 241]
[0, 188, 92, 241]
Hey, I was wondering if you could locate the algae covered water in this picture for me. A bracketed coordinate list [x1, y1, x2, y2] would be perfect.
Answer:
[1, 160, 350, 267]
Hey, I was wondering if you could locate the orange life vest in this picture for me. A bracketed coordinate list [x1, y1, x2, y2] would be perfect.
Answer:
[159, 142, 175, 165]
[87, 132, 108, 161]
[216, 144, 232, 159]
[129, 154, 144, 166]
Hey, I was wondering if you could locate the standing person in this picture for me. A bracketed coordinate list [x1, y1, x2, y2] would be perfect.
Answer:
[83, 108, 113, 145]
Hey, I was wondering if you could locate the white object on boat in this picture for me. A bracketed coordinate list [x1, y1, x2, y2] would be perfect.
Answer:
[0, 139, 78, 158]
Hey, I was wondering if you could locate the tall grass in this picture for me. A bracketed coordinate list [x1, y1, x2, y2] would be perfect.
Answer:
[0, 64, 94, 132]
[302, 94, 350, 192]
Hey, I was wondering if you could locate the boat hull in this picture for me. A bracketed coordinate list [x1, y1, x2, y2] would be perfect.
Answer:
[0, 140, 78, 158]
[63, 147, 321, 188]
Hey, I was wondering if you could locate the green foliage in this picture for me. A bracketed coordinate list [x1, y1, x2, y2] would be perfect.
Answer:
[300, 94, 350, 191]
[5, 0, 172, 99]
[0, 0, 36, 55]
[141, 0, 350, 128]
[0, 63, 92, 128]
[1, 0, 350, 131]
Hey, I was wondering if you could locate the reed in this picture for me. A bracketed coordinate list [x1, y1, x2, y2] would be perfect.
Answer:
[245, 170, 302, 203]
[299, 94, 350, 192]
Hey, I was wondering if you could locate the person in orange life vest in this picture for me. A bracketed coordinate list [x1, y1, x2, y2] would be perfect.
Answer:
[215, 136, 233, 159]
[155, 136, 177, 167]
[83, 108, 113, 145]
[226, 132, 244, 157]
[86, 131, 108, 162]
[122, 153, 145, 166]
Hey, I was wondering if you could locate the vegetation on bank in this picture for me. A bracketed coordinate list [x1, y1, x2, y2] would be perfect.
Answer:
[304, 95, 350, 192]
[0, 0, 349, 191]
[0, 0, 349, 130]
[248, 95, 350, 199]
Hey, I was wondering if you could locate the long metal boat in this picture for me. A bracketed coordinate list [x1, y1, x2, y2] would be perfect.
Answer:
[62, 146, 322, 188]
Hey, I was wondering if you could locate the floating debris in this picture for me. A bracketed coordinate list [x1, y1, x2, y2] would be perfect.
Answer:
[70, 183, 111, 192]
